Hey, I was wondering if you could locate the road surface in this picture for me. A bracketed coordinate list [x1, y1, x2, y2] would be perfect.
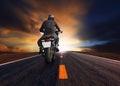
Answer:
[0, 52, 120, 86]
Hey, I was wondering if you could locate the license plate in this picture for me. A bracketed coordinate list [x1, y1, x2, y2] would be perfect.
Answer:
[42, 41, 51, 48]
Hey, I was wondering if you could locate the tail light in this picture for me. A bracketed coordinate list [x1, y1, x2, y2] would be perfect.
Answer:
[46, 35, 52, 38]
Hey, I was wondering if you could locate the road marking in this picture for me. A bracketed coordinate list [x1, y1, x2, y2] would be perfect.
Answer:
[60, 53, 63, 58]
[0, 55, 39, 66]
[59, 64, 68, 79]
[60, 55, 63, 58]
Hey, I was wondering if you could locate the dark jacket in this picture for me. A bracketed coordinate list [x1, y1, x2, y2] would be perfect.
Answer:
[39, 20, 60, 34]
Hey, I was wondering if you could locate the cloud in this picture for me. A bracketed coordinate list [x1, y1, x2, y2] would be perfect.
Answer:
[0, 0, 92, 52]
[0, 1, 30, 32]
[0, 44, 9, 52]
[0, 0, 90, 33]
[78, 0, 120, 41]
[90, 41, 120, 54]
[78, 17, 120, 41]
[77, 0, 120, 53]
[2, 0, 119, 53]
[0, 27, 40, 52]
[0, 44, 26, 52]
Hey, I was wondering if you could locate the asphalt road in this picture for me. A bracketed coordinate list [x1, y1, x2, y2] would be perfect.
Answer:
[0, 52, 120, 86]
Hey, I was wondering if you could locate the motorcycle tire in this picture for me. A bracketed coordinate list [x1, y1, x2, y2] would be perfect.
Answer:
[45, 48, 53, 63]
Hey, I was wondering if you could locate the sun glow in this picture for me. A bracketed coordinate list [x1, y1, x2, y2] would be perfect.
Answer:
[58, 34, 82, 52]
[59, 44, 83, 52]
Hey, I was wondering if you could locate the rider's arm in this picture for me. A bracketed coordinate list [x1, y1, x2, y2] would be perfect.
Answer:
[55, 21, 61, 32]
[39, 21, 45, 32]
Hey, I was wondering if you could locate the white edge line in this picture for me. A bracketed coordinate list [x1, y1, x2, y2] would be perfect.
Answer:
[0, 55, 39, 66]
[76, 52, 120, 63]
[86, 54, 120, 63]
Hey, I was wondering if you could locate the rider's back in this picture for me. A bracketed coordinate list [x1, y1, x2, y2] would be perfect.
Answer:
[44, 20, 56, 32]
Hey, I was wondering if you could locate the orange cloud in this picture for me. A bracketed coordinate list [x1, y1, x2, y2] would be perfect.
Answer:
[21, 0, 88, 51]
[0, 44, 28, 52]
[0, 0, 92, 52]
[0, 44, 9, 52]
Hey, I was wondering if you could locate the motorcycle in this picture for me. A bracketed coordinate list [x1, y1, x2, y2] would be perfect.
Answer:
[40, 31, 62, 63]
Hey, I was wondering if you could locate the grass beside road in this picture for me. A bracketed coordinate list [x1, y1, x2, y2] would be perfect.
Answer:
[0, 52, 38, 64]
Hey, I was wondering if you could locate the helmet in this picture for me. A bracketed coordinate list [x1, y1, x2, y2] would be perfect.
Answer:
[48, 14, 54, 20]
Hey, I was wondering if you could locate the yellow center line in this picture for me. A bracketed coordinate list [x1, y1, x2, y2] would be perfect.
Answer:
[59, 64, 68, 79]
[60, 53, 63, 58]
[60, 55, 63, 58]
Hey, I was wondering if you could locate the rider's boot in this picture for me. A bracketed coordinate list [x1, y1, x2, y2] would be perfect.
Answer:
[39, 47, 43, 54]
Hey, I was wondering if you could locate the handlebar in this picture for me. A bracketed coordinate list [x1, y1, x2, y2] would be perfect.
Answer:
[60, 31, 63, 33]
[57, 31, 63, 34]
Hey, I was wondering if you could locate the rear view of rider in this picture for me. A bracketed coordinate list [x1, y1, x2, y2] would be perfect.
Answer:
[38, 14, 62, 54]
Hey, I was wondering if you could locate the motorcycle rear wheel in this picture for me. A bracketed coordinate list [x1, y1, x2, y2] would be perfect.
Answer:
[45, 48, 53, 63]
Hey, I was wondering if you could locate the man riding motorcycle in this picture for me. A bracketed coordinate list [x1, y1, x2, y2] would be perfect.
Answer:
[37, 14, 62, 54]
